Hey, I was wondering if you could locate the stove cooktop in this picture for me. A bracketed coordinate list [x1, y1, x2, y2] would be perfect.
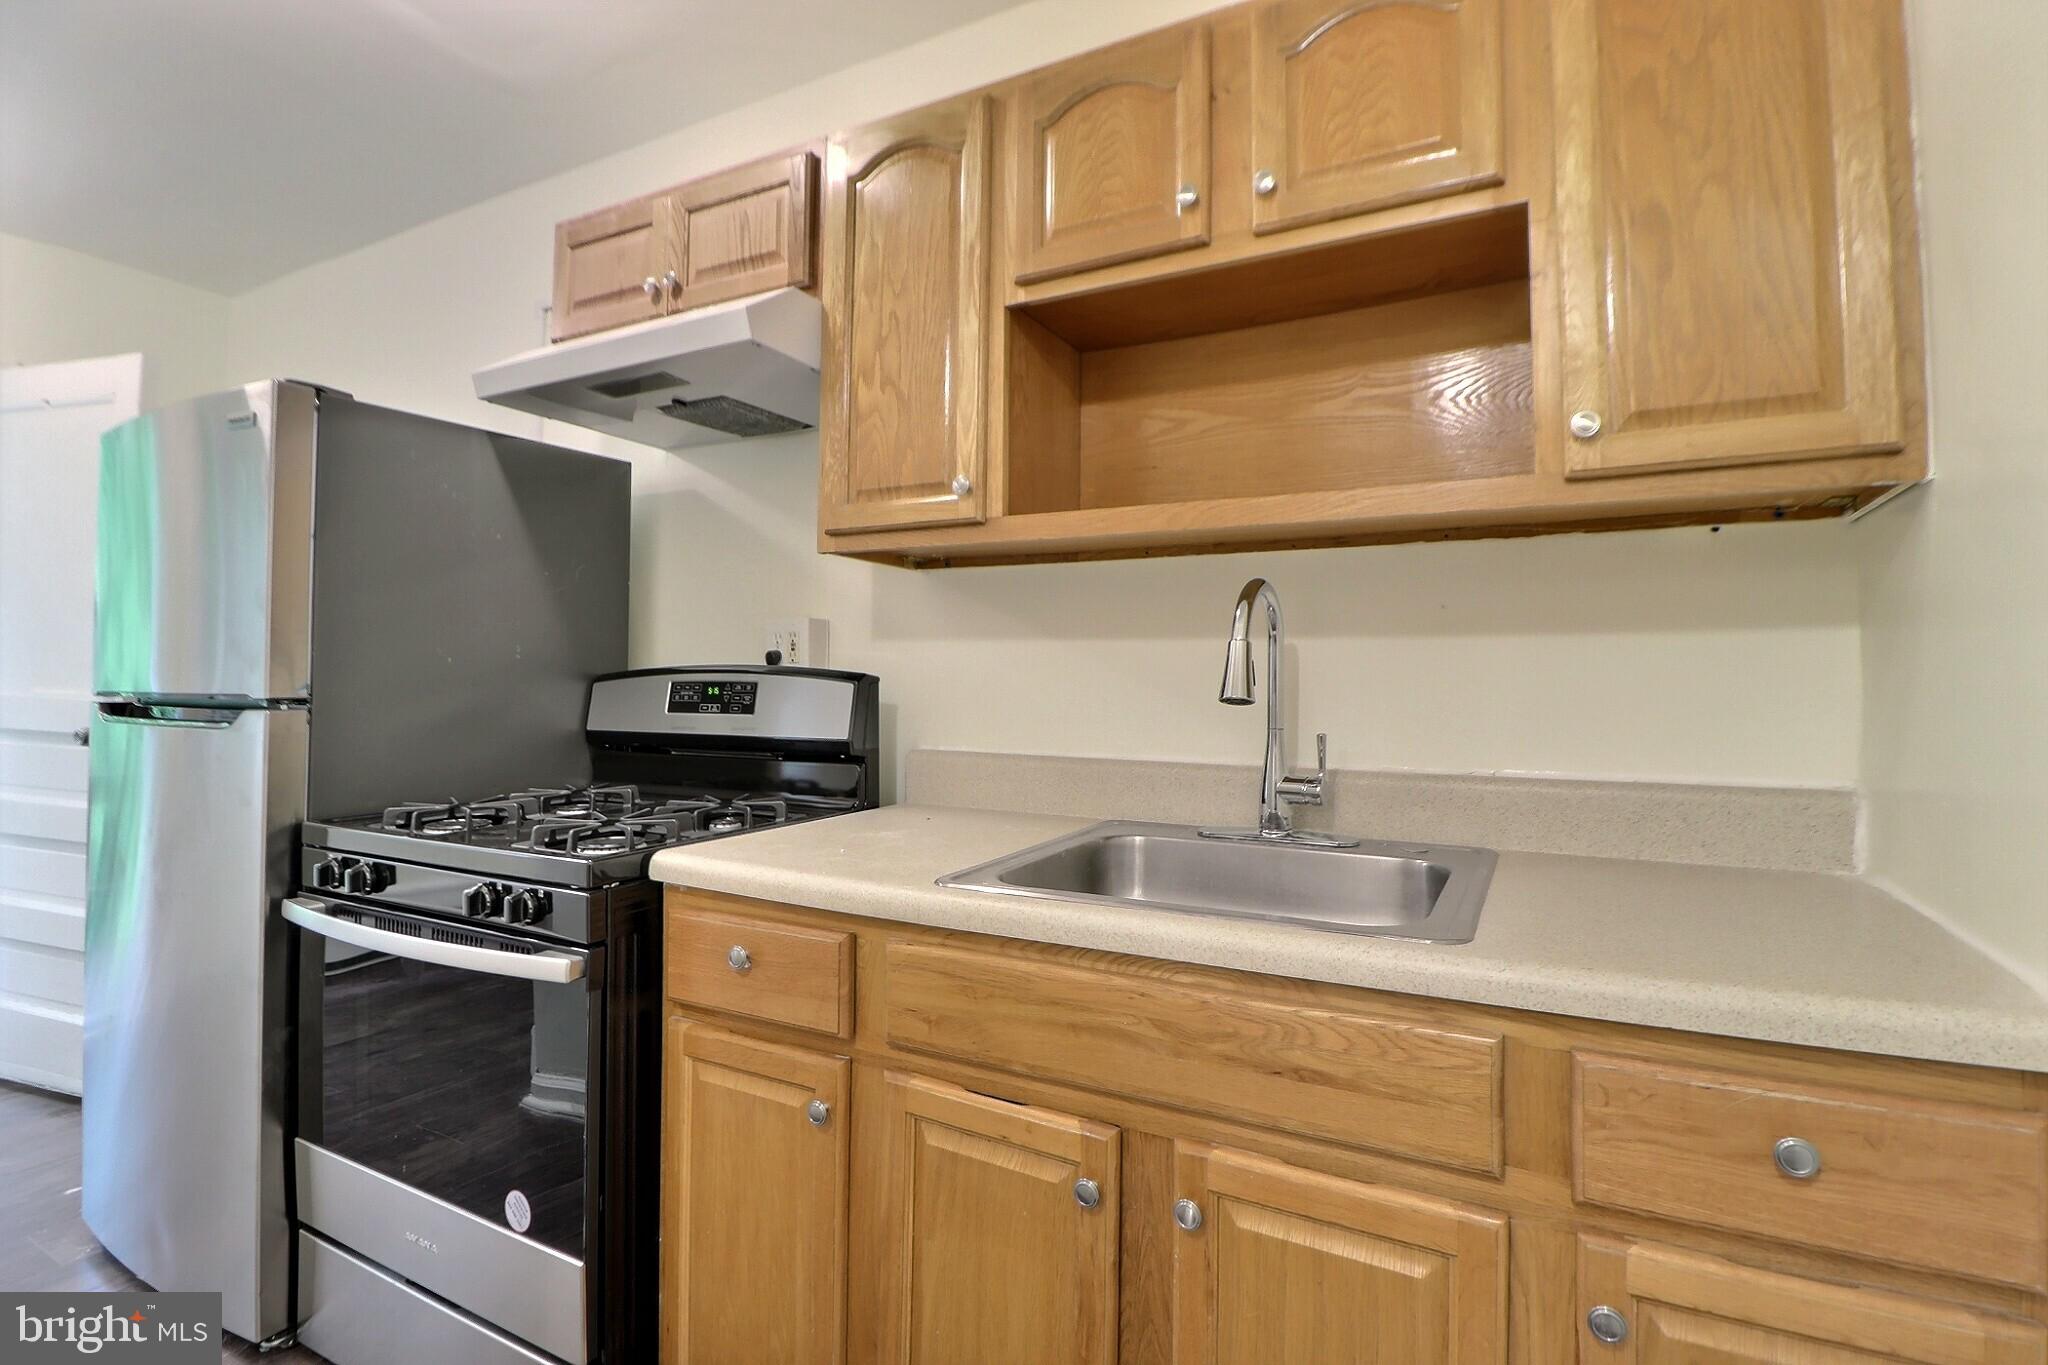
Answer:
[305, 783, 859, 888]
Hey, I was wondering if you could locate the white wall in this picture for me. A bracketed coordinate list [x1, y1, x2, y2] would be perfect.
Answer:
[226, 0, 1866, 798]
[0, 231, 232, 409]
[1857, 1, 2048, 981]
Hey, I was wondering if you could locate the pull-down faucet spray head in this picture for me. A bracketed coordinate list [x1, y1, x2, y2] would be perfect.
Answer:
[1219, 580, 1267, 705]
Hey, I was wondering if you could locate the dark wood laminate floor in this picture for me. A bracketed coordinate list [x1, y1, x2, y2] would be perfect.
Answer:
[0, 1080, 329, 1363]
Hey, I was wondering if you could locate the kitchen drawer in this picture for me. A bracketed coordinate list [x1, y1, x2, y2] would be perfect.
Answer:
[668, 907, 852, 1038]
[1573, 1052, 2048, 1290]
[883, 941, 1503, 1174]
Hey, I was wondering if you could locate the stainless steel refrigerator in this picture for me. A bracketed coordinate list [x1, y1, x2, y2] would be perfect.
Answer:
[83, 380, 628, 1345]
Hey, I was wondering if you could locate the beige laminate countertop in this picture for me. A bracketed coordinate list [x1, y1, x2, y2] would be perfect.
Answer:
[649, 804, 2048, 1072]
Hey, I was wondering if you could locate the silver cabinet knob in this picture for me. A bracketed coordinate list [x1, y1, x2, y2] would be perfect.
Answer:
[806, 1098, 831, 1127]
[726, 944, 752, 974]
[642, 276, 662, 300]
[1773, 1135, 1822, 1179]
[1253, 170, 1277, 196]
[950, 473, 973, 497]
[1569, 409, 1603, 439]
[1073, 1178, 1101, 1209]
[1175, 183, 1200, 212]
[663, 269, 681, 293]
[1587, 1305, 1629, 1345]
[1172, 1198, 1203, 1232]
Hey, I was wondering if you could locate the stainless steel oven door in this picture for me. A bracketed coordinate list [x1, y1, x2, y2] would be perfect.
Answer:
[286, 895, 597, 1363]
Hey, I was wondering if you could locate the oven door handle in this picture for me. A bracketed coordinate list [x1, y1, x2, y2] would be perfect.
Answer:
[283, 896, 588, 984]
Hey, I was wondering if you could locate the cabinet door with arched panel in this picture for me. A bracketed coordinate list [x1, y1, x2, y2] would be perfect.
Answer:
[1248, 0, 1504, 236]
[819, 95, 992, 535]
[1011, 24, 1212, 283]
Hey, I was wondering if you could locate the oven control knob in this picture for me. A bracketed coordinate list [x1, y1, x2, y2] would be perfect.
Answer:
[364, 861, 396, 894]
[342, 861, 375, 895]
[312, 856, 352, 891]
[462, 882, 503, 919]
[505, 889, 546, 925]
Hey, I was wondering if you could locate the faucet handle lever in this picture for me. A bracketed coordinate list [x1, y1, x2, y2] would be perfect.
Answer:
[1277, 732, 1329, 807]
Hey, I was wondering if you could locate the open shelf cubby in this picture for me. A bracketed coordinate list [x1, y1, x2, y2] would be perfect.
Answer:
[1004, 205, 1536, 517]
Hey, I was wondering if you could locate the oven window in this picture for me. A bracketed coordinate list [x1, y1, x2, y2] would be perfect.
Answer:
[311, 944, 595, 1259]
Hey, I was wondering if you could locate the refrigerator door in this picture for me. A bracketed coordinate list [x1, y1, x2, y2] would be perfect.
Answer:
[82, 700, 306, 1343]
[94, 381, 316, 702]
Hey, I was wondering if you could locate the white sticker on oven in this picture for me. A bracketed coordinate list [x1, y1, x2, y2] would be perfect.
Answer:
[504, 1190, 532, 1233]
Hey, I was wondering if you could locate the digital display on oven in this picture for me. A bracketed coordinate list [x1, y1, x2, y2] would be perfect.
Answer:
[666, 679, 758, 716]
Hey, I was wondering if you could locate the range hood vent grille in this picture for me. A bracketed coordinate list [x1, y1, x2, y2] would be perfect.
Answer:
[660, 395, 812, 437]
[472, 288, 821, 451]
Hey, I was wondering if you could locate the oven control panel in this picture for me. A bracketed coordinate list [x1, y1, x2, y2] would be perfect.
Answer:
[665, 678, 757, 716]
[589, 667, 874, 744]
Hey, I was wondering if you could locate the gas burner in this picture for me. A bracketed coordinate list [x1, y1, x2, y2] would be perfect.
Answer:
[504, 784, 642, 820]
[524, 815, 681, 857]
[380, 799, 526, 837]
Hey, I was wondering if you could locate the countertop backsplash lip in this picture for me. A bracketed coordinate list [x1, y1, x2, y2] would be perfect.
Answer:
[902, 748, 1860, 874]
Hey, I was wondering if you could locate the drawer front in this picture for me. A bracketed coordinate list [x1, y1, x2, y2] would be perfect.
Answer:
[884, 941, 1503, 1174]
[668, 909, 852, 1037]
[1574, 1052, 2048, 1290]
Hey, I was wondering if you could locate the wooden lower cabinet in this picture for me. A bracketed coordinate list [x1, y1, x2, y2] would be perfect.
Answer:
[663, 1022, 848, 1365]
[1171, 1142, 1507, 1364]
[1575, 1237, 2047, 1364]
[660, 890, 2048, 1365]
[877, 1074, 1120, 1365]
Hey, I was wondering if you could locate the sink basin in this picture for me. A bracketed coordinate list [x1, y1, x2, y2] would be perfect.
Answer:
[939, 820, 1497, 943]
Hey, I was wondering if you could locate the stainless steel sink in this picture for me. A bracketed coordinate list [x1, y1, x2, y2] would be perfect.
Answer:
[939, 820, 1497, 943]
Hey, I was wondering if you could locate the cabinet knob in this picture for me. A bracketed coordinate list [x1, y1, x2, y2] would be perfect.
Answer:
[642, 276, 662, 300]
[1586, 1305, 1629, 1345]
[726, 944, 752, 974]
[806, 1098, 831, 1128]
[1072, 1178, 1101, 1210]
[950, 473, 973, 497]
[1172, 1198, 1203, 1232]
[1773, 1135, 1822, 1179]
[1569, 409, 1603, 439]
[1175, 183, 1200, 212]
[663, 269, 681, 293]
[1253, 170, 1277, 196]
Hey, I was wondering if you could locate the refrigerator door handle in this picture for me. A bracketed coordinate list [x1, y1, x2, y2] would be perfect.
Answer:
[96, 701, 244, 728]
[283, 897, 588, 984]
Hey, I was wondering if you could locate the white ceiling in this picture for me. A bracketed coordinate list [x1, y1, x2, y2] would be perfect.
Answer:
[0, 0, 1028, 293]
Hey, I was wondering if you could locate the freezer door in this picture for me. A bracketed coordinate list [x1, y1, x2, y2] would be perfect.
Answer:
[94, 381, 315, 701]
[82, 700, 306, 1343]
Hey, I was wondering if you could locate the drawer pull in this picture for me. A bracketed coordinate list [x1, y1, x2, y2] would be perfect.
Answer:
[1773, 1135, 1822, 1179]
[1173, 1198, 1204, 1232]
[1072, 1178, 1101, 1210]
[1586, 1305, 1629, 1345]
[726, 944, 752, 974]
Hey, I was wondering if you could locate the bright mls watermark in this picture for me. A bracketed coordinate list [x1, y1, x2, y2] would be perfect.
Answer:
[2, 1293, 218, 1361]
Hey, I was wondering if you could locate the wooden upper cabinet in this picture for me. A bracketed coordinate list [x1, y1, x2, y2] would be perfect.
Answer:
[1554, 0, 1906, 478]
[1011, 25, 1212, 283]
[663, 1023, 848, 1365]
[819, 96, 993, 535]
[670, 151, 817, 312]
[1172, 1142, 1507, 1365]
[1576, 1238, 2047, 1365]
[549, 151, 815, 343]
[551, 194, 671, 341]
[1248, 0, 1504, 236]
[878, 1074, 1119, 1365]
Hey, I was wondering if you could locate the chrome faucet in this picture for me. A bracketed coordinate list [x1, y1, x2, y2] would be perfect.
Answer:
[1206, 578, 1356, 847]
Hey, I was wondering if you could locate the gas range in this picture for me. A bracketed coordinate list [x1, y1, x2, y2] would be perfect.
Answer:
[299, 666, 881, 942]
[285, 666, 878, 1365]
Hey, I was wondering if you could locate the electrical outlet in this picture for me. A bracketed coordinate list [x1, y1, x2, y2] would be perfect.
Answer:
[765, 618, 829, 668]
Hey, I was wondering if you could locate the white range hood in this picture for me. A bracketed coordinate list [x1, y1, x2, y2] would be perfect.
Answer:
[473, 287, 821, 449]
